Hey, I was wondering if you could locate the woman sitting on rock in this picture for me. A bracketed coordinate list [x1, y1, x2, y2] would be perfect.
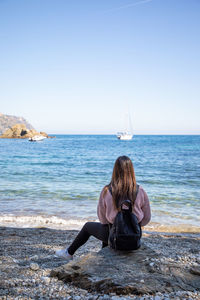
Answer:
[56, 155, 151, 259]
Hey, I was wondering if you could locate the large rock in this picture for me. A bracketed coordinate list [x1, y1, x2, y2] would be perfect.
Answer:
[0, 112, 34, 135]
[51, 245, 200, 295]
[0, 123, 49, 139]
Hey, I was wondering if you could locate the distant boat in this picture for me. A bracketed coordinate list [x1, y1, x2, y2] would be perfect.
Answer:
[117, 113, 133, 140]
[28, 135, 47, 142]
[117, 132, 133, 140]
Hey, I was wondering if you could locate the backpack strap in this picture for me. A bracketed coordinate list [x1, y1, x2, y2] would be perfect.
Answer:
[135, 184, 139, 197]
[108, 184, 112, 195]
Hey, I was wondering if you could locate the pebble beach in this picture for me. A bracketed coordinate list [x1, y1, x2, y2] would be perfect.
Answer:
[0, 226, 200, 300]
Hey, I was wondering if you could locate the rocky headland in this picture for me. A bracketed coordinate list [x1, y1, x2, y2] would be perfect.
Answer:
[0, 226, 199, 300]
[0, 113, 51, 139]
[0, 113, 34, 135]
[0, 123, 50, 139]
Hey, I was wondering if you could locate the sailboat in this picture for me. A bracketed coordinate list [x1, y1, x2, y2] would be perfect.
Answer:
[117, 132, 132, 140]
[117, 113, 133, 140]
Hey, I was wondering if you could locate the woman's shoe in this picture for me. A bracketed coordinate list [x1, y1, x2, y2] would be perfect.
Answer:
[55, 248, 73, 260]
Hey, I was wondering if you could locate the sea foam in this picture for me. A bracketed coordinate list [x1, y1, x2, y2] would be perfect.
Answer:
[0, 214, 94, 230]
[0, 214, 200, 233]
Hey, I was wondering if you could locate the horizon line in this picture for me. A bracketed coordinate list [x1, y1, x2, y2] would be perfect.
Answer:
[48, 133, 200, 136]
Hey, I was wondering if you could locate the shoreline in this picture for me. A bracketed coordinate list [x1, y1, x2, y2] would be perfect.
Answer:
[0, 226, 199, 299]
[0, 213, 200, 234]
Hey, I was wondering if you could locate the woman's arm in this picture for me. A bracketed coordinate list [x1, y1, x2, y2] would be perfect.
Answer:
[140, 190, 151, 227]
[97, 189, 109, 224]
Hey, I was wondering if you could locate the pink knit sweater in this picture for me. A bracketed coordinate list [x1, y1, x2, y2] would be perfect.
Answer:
[97, 185, 151, 227]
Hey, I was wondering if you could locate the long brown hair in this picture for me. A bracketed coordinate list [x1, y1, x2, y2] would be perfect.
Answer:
[104, 156, 137, 209]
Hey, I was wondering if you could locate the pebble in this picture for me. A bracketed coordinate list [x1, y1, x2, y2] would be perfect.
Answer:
[154, 296, 161, 300]
[30, 255, 39, 260]
[30, 263, 39, 271]
[101, 296, 111, 300]
[41, 276, 51, 284]
[74, 296, 81, 300]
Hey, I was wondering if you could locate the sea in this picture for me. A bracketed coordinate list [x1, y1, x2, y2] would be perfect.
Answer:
[0, 135, 200, 232]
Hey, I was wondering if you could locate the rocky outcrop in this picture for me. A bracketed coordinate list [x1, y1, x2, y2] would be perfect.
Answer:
[0, 124, 50, 139]
[0, 112, 34, 135]
[51, 245, 200, 295]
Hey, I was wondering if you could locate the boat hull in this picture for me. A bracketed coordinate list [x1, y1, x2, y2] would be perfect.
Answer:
[117, 133, 133, 140]
[29, 135, 47, 142]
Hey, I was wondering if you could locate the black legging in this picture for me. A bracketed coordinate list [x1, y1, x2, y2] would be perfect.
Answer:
[68, 222, 109, 255]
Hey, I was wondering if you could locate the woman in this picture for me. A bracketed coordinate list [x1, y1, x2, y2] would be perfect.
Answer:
[56, 155, 151, 260]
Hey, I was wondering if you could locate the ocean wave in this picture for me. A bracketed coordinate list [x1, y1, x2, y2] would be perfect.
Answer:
[0, 214, 200, 234]
[0, 214, 94, 230]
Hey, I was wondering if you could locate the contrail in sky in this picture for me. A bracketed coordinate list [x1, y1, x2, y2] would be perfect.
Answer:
[107, 0, 153, 12]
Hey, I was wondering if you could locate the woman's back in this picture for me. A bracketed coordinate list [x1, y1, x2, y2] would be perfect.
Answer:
[97, 185, 151, 226]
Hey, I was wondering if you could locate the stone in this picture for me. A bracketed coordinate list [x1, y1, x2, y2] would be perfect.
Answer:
[101, 296, 111, 300]
[190, 266, 200, 276]
[154, 296, 161, 300]
[51, 245, 200, 295]
[30, 263, 39, 271]
[30, 255, 39, 260]
[196, 258, 200, 264]
[40, 131, 48, 137]
[41, 276, 51, 284]
[140, 279, 144, 283]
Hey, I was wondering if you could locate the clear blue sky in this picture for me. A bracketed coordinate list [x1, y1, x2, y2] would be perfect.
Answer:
[0, 0, 200, 134]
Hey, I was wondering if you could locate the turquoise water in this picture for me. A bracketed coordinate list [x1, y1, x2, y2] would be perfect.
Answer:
[0, 135, 200, 228]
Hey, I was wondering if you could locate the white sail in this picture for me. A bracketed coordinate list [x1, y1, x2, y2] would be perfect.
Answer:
[117, 113, 133, 140]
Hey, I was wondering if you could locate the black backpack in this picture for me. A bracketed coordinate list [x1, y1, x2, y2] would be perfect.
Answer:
[108, 185, 141, 251]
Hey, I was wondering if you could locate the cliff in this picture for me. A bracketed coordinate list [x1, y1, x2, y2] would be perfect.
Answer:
[0, 112, 34, 135]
